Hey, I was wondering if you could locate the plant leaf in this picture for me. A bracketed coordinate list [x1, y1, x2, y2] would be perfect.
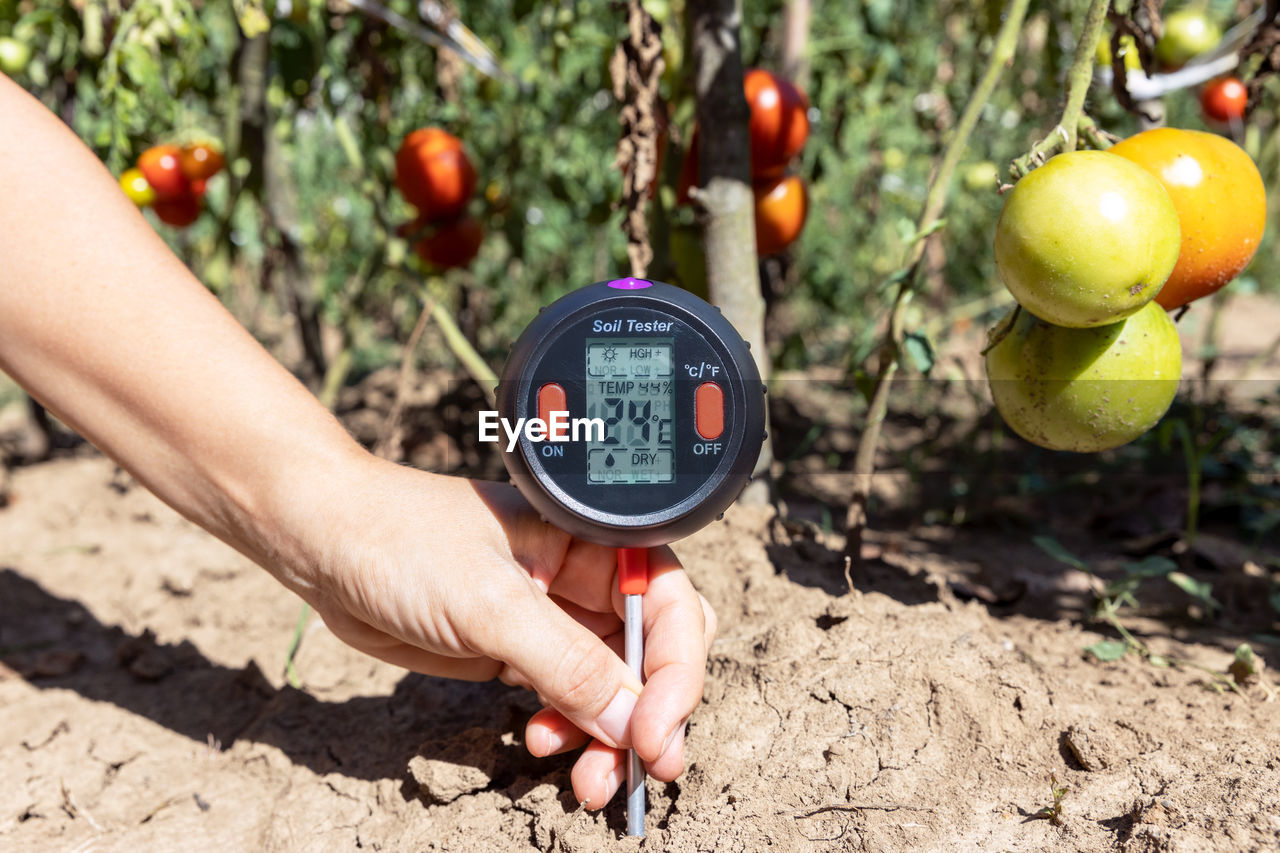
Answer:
[1168, 572, 1220, 613]
[1085, 640, 1128, 662]
[1123, 556, 1177, 578]
[902, 330, 935, 374]
[1034, 535, 1089, 572]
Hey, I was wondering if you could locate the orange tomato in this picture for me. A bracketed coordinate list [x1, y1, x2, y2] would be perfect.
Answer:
[754, 174, 808, 256]
[395, 128, 476, 221]
[744, 68, 809, 178]
[179, 142, 225, 180]
[137, 144, 191, 200]
[1200, 77, 1247, 123]
[152, 194, 202, 227]
[1110, 128, 1266, 310]
[413, 215, 484, 269]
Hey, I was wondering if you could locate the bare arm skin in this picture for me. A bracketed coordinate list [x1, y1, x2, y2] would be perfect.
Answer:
[0, 75, 715, 807]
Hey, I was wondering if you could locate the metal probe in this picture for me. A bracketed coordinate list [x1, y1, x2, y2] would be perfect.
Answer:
[617, 547, 649, 837]
[624, 593, 645, 836]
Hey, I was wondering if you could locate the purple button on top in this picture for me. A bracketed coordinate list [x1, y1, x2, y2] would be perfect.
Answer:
[607, 277, 653, 290]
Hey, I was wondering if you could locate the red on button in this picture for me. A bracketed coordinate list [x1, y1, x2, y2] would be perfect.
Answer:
[538, 383, 568, 439]
[696, 382, 724, 440]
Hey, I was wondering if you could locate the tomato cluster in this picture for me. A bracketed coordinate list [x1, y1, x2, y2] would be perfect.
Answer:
[395, 127, 483, 270]
[121, 142, 224, 228]
[678, 69, 811, 256]
[985, 129, 1266, 454]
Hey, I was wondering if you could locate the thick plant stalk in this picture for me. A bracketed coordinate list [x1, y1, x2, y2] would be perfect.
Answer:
[781, 0, 812, 90]
[611, 0, 665, 278]
[688, 0, 772, 501]
[843, 0, 1032, 563]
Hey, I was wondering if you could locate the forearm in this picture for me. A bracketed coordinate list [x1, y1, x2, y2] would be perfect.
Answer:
[0, 75, 364, 590]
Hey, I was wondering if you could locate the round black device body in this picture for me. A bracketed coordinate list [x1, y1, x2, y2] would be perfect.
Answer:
[497, 278, 766, 548]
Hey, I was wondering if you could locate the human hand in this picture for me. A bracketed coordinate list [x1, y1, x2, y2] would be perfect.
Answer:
[279, 456, 716, 807]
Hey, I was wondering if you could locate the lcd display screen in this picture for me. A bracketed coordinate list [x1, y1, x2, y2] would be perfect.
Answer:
[585, 339, 675, 484]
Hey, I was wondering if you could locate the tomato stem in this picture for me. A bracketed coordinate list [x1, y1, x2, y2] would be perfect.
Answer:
[1010, 0, 1112, 180]
[844, 0, 1032, 563]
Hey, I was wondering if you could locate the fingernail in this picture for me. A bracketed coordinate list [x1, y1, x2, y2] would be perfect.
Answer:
[603, 763, 623, 800]
[527, 726, 550, 756]
[660, 718, 688, 758]
[541, 727, 570, 755]
[595, 688, 638, 747]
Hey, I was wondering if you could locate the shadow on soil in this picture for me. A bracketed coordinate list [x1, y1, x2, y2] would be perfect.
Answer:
[0, 568, 578, 799]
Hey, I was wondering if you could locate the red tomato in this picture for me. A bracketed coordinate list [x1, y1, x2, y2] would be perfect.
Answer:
[1200, 77, 1247, 123]
[179, 143, 225, 180]
[137, 145, 191, 200]
[395, 128, 476, 221]
[754, 174, 808, 255]
[744, 69, 809, 178]
[153, 194, 202, 227]
[414, 216, 484, 269]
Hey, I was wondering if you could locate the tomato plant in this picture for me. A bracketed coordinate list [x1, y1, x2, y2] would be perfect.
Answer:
[179, 142, 224, 181]
[152, 193, 201, 227]
[1154, 9, 1221, 69]
[137, 144, 190, 200]
[413, 216, 485, 270]
[395, 128, 476, 221]
[1111, 128, 1266, 310]
[993, 150, 1181, 328]
[119, 168, 156, 207]
[744, 68, 809, 178]
[985, 301, 1182, 453]
[0, 34, 30, 75]
[754, 174, 808, 256]
[1200, 77, 1247, 123]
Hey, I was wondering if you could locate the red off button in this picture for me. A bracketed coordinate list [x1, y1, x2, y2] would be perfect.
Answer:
[695, 382, 724, 440]
[538, 383, 568, 439]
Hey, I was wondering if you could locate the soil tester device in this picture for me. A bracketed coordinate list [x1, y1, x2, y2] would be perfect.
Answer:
[498, 277, 766, 836]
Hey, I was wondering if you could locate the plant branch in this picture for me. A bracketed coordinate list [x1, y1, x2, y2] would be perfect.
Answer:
[429, 291, 498, 407]
[1010, 0, 1110, 179]
[843, 0, 1031, 562]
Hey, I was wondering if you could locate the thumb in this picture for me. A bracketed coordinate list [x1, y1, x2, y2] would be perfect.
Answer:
[470, 579, 642, 750]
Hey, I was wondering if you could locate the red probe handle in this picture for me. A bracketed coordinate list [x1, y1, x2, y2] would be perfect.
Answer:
[617, 547, 649, 595]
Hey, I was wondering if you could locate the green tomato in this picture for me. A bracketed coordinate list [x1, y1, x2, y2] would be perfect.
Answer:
[985, 301, 1182, 453]
[994, 150, 1180, 328]
[1155, 9, 1221, 69]
[963, 161, 1000, 192]
[0, 36, 32, 76]
[1095, 32, 1143, 72]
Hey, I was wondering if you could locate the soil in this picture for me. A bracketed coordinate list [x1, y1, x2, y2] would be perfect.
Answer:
[2, 294, 1280, 852]
[1, 456, 1277, 852]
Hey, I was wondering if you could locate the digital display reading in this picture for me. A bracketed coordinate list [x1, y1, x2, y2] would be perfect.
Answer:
[585, 338, 675, 484]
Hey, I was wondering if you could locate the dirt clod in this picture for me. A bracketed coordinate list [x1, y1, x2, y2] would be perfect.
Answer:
[407, 728, 502, 804]
[1063, 722, 1114, 771]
